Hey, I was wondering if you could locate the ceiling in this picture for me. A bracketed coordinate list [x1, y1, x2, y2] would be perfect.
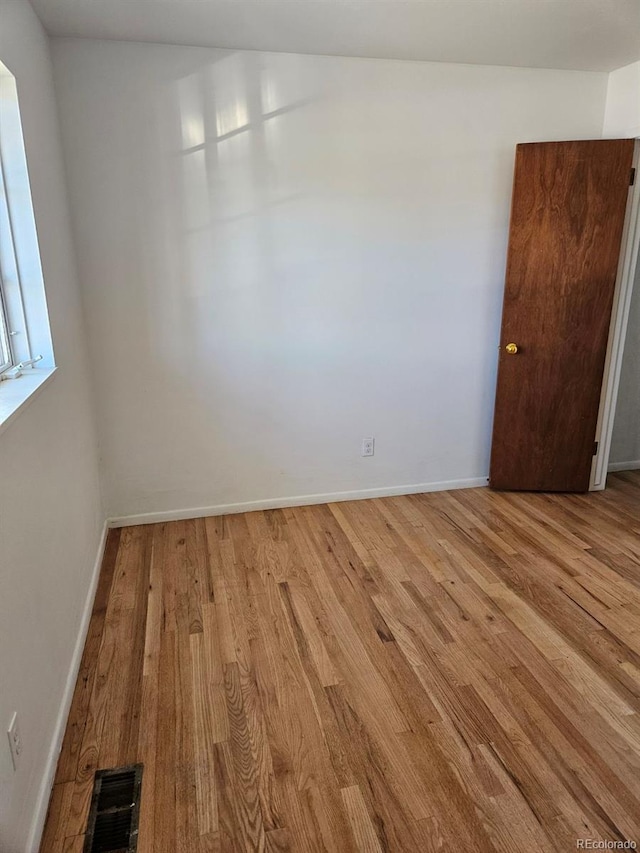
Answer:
[29, 0, 640, 72]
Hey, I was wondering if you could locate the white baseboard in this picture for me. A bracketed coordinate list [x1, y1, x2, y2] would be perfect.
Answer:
[26, 520, 109, 853]
[108, 476, 488, 528]
[608, 460, 640, 472]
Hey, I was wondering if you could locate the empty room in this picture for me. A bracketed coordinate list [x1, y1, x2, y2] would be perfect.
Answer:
[1, 0, 640, 850]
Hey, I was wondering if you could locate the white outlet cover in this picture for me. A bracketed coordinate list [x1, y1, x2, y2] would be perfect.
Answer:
[361, 437, 375, 456]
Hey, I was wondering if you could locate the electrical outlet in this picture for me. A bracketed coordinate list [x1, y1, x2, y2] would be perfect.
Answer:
[361, 436, 375, 457]
[7, 712, 22, 771]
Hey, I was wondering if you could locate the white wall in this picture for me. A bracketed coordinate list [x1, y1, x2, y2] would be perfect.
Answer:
[51, 39, 609, 520]
[0, 2, 103, 850]
[603, 60, 640, 139]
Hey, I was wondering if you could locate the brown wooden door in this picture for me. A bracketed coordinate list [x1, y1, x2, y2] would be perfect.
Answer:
[490, 139, 634, 492]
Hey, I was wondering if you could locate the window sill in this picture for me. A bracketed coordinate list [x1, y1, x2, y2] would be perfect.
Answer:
[0, 367, 57, 437]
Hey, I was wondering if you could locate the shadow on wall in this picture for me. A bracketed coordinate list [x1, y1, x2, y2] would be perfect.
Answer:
[132, 51, 338, 502]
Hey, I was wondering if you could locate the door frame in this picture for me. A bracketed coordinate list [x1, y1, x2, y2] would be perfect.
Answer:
[590, 139, 640, 490]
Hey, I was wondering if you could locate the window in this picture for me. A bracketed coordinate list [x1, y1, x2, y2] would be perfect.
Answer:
[0, 58, 55, 420]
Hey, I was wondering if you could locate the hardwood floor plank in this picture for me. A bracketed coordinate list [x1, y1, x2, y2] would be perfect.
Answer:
[136, 523, 164, 853]
[39, 783, 75, 853]
[340, 785, 383, 853]
[223, 661, 267, 852]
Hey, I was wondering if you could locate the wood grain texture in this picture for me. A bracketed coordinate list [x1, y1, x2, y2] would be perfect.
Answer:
[40, 473, 640, 851]
[490, 139, 635, 492]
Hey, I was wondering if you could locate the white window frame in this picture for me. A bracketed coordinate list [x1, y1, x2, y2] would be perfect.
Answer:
[0, 151, 32, 376]
[0, 58, 56, 431]
[0, 274, 12, 373]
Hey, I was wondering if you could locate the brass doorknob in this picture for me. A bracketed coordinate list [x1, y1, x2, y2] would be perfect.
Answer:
[505, 343, 518, 354]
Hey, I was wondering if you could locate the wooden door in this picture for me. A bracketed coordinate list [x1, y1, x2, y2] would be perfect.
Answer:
[490, 139, 635, 492]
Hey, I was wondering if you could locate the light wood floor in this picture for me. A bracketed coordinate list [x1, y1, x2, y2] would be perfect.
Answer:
[41, 473, 640, 852]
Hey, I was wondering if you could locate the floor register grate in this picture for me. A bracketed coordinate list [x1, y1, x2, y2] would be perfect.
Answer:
[83, 764, 143, 853]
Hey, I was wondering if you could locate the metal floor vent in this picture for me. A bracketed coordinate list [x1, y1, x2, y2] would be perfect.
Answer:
[83, 764, 143, 853]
